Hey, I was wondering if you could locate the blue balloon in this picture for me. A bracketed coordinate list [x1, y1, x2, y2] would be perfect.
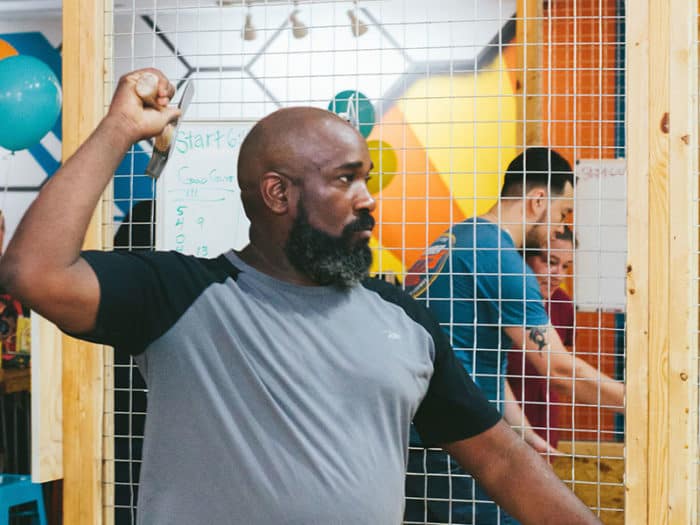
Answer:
[0, 55, 62, 152]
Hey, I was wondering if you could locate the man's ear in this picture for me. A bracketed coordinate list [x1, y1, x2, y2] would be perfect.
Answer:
[260, 171, 292, 215]
[526, 187, 548, 217]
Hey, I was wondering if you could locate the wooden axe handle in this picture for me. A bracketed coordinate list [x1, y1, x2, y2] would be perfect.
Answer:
[135, 72, 175, 151]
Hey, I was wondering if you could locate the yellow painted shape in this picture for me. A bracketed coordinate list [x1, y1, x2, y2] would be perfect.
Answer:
[369, 236, 405, 277]
[367, 139, 398, 194]
[398, 56, 517, 217]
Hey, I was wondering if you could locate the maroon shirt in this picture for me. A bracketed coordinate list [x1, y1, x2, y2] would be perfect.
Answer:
[507, 288, 574, 447]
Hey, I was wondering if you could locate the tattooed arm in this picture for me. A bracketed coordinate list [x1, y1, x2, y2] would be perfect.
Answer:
[504, 324, 624, 412]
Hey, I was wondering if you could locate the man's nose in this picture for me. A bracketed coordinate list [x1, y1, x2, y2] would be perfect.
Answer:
[354, 182, 376, 213]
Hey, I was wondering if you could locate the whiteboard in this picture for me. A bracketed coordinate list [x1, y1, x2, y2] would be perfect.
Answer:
[573, 158, 627, 312]
[156, 121, 254, 257]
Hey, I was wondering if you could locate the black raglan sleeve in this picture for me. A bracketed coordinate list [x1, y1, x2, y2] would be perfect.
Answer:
[72, 250, 237, 355]
[362, 278, 501, 447]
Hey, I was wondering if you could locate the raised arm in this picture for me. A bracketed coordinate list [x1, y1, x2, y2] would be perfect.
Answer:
[443, 420, 601, 524]
[0, 69, 179, 334]
[504, 323, 624, 412]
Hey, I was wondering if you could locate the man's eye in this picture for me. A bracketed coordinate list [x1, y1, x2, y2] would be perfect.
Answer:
[339, 174, 353, 183]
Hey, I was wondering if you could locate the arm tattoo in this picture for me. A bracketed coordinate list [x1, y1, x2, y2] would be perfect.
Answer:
[529, 326, 548, 353]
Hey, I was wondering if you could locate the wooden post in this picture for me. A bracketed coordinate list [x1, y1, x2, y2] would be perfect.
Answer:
[31, 313, 63, 482]
[515, 0, 543, 148]
[666, 0, 698, 521]
[625, 0, 698, 523]
[62, 0, 106, 523]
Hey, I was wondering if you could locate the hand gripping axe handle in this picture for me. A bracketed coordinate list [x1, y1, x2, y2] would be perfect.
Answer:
[135, 73, 195, 179]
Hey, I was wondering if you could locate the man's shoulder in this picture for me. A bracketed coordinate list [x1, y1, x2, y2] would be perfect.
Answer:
[82, 249, 241, 303]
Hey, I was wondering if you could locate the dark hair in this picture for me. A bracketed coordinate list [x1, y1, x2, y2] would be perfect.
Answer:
[501, 147, 574, 198]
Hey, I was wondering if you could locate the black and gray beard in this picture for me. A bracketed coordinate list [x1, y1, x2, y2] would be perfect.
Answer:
[284, 200, 374, 288]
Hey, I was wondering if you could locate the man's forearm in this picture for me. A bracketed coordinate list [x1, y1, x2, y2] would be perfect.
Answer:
[549, 354, 625, 412]
[444, 421, 601, 524]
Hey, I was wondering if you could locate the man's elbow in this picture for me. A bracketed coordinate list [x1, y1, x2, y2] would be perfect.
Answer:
[0, 255, 21, 295]
[0, 254, 45, 306]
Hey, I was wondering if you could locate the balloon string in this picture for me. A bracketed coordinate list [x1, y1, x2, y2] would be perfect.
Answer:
[1, 152, 12, 212]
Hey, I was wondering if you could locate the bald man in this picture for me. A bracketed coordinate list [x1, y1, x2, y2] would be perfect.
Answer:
[0, 69, 600, 525]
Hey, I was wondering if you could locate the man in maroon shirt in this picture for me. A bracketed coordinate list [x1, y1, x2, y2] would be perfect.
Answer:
[508, 226, 575, 449]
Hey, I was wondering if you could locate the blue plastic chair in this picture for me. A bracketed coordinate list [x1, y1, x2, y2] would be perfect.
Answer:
[0, 474, 47, 525]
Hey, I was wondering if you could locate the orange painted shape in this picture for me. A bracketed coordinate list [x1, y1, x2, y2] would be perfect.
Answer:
[0, 39, 19, 60]
[368, 105, 466, 269]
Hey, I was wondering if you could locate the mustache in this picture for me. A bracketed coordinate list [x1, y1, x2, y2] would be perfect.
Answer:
[343, 211, 375, 235]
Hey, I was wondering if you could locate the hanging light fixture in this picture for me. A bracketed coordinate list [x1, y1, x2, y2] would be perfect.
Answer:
[242, 2, 256, 41]
[290, 8, 308, 39]
[347, 2, 368, 38]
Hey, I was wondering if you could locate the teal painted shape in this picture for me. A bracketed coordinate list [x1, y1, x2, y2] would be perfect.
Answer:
[328, 90, 375, 138]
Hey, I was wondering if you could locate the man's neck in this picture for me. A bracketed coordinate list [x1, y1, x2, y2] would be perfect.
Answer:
[479, 204, 525, 248]
[236, 241, 318, 286]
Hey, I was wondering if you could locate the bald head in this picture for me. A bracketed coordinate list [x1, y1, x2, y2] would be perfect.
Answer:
[238, 107, 360, 186]
[237, 107, 364, 215]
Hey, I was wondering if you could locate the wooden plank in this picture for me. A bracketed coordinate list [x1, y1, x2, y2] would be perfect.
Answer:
[645, 0, 671, 522]
[624, 0, 650, 523]
[515, 0, 543, 148]
[666, 0, 698, 522]
[102, 347, 114, 525]
[101, 6, 115, 525]
[62, 0, 106, 524]
[31, 313, 62, 482]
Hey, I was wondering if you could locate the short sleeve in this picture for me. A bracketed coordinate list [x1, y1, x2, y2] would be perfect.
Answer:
[412, 316, 502, 446]
[74, 250, 237, 354]
[362, 278, 501, 446]
[472, 247, 549, 329]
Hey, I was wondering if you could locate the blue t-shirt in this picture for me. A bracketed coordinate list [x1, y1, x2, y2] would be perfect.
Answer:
[405, 217, 548, 411]
[404, 218, 550, 524]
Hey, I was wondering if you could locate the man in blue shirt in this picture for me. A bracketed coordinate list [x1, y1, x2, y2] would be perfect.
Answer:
[404, 148, 623, 524]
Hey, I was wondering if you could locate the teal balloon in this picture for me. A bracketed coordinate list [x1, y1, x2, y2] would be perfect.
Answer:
[0, 55, 62, 151]
[328, 90, 375, 138]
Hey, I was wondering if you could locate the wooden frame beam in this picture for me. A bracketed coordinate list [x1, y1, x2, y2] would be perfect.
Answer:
[62, 0, 107, 523]
[626, 0, 698, 523]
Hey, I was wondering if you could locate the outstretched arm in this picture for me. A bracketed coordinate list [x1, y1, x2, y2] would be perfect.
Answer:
[505, 324, 624, 412]
[0, 69, 179, 334]
[502, 380, 558, 455]
[443, 420, 600, 524]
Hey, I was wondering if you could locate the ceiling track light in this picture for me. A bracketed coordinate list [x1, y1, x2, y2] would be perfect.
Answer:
[290, 2, 308, 39]
[347, 2, 368, 38]
[242, 3, 256, 41]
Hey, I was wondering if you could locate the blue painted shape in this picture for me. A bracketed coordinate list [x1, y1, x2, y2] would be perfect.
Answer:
[614, 0, 625, 159]
[27, 142, 60, 176]
[614, 312, 625, 442]
[114, 144, 156, 218]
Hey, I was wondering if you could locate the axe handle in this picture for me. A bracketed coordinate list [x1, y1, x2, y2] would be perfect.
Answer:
[135, 72, 175, 151]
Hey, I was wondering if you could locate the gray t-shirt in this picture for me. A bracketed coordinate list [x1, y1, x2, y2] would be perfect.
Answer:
[79, 249, 500, 525]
